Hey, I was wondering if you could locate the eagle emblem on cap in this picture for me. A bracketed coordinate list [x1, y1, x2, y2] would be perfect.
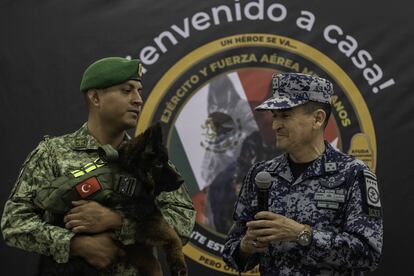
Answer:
[137, 63, 143, 78]
[272, 73, 280, 97]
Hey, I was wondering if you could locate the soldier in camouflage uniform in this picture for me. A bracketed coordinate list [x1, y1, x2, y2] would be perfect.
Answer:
[222, 73, 383, 275]
[1, 57, 196, 275]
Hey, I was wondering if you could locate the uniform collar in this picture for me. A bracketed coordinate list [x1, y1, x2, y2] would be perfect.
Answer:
[70, 123, 130, 151]
[266, 154, 292, 183]
[267, 141, 339, 184]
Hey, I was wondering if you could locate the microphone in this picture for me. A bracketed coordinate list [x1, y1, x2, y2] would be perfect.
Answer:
[255, 171, 272, 212]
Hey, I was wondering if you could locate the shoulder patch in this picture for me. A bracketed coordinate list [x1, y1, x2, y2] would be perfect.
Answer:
[363, 169, 381, 208]
[361, 169, 382, 218]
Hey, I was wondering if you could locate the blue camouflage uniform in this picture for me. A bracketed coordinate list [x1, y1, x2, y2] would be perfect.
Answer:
[222, 73, 383, 275]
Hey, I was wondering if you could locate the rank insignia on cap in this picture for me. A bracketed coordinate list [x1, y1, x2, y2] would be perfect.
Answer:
[324, 162, 337, 172]
[137, 63, 143, 78]
[272, 74, 280, 92]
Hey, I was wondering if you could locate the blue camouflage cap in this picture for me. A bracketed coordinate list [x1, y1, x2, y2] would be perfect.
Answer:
[255, 73, 334, 111]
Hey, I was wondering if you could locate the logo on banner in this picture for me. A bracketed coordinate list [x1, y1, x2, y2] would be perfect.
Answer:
[136, 33, 377, 274]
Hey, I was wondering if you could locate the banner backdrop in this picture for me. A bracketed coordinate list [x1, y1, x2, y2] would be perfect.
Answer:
[1, 1, 413, 275]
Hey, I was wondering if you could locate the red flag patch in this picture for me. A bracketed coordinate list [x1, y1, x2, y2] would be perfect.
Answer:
[75, 177, 101, 198]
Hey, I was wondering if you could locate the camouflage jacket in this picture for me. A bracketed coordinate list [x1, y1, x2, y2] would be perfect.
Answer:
[1, 123, 196, 275]
[223, 142, 383, 276]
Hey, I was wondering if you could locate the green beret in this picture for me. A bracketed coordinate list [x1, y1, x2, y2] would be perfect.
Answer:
[80, 57, 142, 92]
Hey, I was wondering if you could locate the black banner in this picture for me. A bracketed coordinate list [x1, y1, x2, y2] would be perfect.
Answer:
[1, 1, 413, 275]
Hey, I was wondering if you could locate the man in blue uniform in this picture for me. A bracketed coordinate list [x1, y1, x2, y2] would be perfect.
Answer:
[222, 73, 383, 275]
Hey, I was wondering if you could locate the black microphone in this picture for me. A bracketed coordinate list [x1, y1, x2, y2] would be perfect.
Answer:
[255, 171, 272, 212]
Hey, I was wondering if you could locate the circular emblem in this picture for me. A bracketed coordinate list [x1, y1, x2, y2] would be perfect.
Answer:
[136, 34, 377, 274]
[368, 186, 380, 204]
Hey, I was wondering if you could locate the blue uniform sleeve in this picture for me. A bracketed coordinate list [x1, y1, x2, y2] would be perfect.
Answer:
[301, 165, 383, 271]
[222, 162, 264, 272]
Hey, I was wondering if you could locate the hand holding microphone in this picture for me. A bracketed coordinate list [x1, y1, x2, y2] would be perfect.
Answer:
[240, 171, 273, 255]
[255, 171, 272, 212]
[242, 171, 306, 250]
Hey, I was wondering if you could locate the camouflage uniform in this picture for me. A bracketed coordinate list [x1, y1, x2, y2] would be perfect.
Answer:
[1, 123, 196, 275]
[255, 73, 334, 111]
[222, 142, 382, 275]
[223, 73, 383, 275]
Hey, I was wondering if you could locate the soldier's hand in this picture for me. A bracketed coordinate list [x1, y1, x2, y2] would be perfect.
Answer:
[240, 227, 269, 256]
[64, 200, 122, 233]
[246, 211, 304, 243]
[70, 232, 125, 270]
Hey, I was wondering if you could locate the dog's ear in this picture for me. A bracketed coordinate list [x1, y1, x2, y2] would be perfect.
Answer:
[152, 121, 163, 137]
[119, 123, 155, 170]
[150, 121, 163, 149]
[149, 122, 169, 161]
[129, 125, 152, 154]
[143, 123, 155, 149]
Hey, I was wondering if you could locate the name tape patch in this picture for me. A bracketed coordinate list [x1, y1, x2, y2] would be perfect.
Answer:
[314, 189, 345, 203]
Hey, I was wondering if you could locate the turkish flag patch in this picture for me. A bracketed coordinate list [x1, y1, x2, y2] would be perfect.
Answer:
[75, 177, 102, 198]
